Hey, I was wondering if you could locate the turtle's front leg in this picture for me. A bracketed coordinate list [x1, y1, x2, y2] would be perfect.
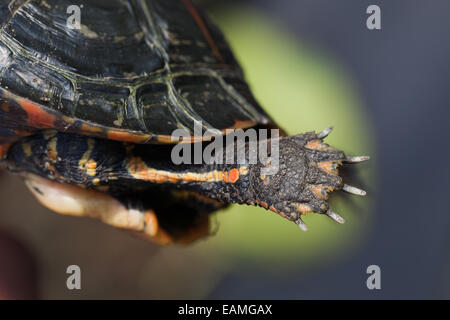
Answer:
[5, 129, 368, 236]
[186, 129, 369, 231]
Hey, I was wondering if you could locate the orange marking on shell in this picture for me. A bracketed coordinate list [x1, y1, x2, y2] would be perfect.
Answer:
[156, 135, 179, 143]
[106, 129, 150, 143]
[154, 123, 260, 144]
[80, 123, 104, 134]
[269, 205, 278, 213]
[158, 134, 199, 144]
[228, 168, 239, 183]
[232, 119, 258, 130]
[19, 98, 55, 128]
[181, 0, 225, 64]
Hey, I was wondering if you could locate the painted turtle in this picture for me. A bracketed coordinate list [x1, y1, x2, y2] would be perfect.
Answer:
[0, 0, 368, 244]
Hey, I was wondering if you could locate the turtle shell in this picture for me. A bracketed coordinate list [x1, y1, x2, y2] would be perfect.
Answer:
[0, 0, 278, 146]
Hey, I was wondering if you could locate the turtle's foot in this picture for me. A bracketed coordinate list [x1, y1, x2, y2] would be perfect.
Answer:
[248, 127, 369, 231]
[23, 174, 210, 245]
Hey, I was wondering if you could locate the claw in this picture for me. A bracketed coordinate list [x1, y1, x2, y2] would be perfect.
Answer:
[344, 156, 370, 163]
[295, 217, 308, 232]
[317, 126, 334, 139]
[343, 184, 366, 196]
[325, 209, 345, 224]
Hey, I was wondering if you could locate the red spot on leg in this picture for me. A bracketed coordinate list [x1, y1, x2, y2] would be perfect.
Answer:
[228, 168, 240, 183]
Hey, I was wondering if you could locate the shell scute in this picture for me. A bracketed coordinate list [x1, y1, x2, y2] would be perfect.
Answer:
[0, 0, 278, 144]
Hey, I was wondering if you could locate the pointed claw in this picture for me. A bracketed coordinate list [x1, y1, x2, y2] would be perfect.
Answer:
[344, 156, 370, 163]
[343, 184, 367, 196]
[326, 210, 345, 224]
[317, 126, 334, 139]
[295, 217, 308, 232]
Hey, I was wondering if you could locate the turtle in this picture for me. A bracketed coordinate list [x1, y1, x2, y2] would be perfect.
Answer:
[0, 0, 369, 245]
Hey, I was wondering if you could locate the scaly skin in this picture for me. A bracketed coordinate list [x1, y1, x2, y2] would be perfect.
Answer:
[4, 129, 365, 232]
[190, 132, 346, 227]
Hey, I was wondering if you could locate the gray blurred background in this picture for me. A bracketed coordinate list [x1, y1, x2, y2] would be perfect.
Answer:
[206, 0, 450, 299]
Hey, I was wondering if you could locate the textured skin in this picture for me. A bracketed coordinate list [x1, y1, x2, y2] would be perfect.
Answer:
[200, 133, 345, 221]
